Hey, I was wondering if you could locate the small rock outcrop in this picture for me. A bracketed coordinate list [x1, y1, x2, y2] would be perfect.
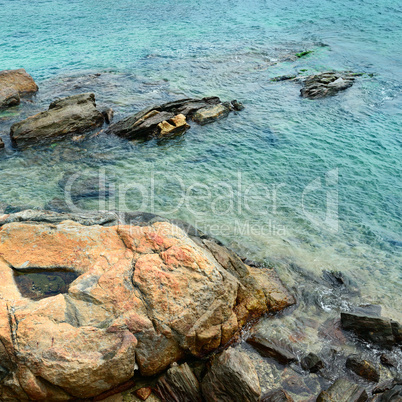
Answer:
[300, 72, 355, 99]
[107, 97, 243, 140]
[10, 93, 105, 145]
[201, 348, 261, 402]
[0, 69, 38, 108]
[156, 363, 202, 402]
[0, 210, 293, 400]
[316, 378, 368, 402]
[341, 311, 401, 349]
[346, 355, 380, 382]
[0, 137, 4, 149]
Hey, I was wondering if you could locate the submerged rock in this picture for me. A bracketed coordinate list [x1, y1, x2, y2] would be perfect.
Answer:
[0, 69, 38, 108]
[341, 311, 399, 349]
[201, 347, 261, 402]
[346, 355, 380, 382]
[0, 212, 293, 400]
[316, 378, 368, 402]
[300, 71, 355, 99]
[156, 362, 202, 402]
[301, 352, 324, 373]
[10, 93, 105, 145]
[247, 333, 297, 364]
[107, 97, 242, 140]
[260, 389, 294, 401]
[0, 137, 4, 149]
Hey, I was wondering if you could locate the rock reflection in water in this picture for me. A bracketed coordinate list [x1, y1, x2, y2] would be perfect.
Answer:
[14, 271, 79, 300]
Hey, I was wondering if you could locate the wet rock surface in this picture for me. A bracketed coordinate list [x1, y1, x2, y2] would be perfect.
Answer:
[201, 347, 261, 402]
[0, 69, 38, 108]
[10, 93, 105, 145]
[316, 378, 368, 402]
[301, 352, 324, 373]
[106, 97, 242, 139]
[247, 333, 297, 364]
[346, 355, 380, 382]
[300, 71, 355, 99]
[0, 209, 293, 400]
[341, 311, 400, 349]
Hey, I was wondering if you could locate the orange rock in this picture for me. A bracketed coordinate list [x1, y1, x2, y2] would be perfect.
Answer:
[135, 387, 152, 400]
[0, 218, 294, 399]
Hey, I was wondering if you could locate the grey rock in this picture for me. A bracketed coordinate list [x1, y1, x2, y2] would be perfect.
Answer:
[316, 378, 368, 402]
[201, 347, 261, 402]
[247, 333, 297, 364]
[300, 71, 355, 99]
[10, 93, 105, 145]
[156, 362, 202, 402]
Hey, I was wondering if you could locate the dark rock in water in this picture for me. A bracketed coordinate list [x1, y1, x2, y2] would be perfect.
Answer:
[346, 355, 380, 382]
[247, 333, 297, 364]
[107, 97, 241, 139]
[10, 93, 105, 145]
[380, 353, 397, 368]
[341, 312, 396, 349]
[316, 378, 368, 402]
[301, 352, 324, 373]
[155, 362, 202, 402]
[0, 137, 4, 149]
[260, 388, 294, 401]
[300, 71, 355, 99]
[271, 75, 297, 82]
[0, 68, 38, 109]
[58, 171, 113, 201]
[201, 347, 261, 402]
[322, 270, 360, 295]
[231, 99, 245, 111]
[101, 107, 114, 124]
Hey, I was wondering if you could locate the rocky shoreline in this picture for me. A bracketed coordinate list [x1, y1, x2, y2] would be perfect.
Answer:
[0, 208, 400, 401]
[0, 68, 401, 401]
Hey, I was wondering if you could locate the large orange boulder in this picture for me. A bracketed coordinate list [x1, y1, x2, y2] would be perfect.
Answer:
[0, 212, 294, 400]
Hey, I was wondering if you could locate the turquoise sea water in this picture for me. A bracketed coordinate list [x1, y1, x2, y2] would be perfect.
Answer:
[0, 0, 401, 394]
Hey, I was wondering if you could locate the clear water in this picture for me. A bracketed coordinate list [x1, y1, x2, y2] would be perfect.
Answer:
[1, 0, 401, 395]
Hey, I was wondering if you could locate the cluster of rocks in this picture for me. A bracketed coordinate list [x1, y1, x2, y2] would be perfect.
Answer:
[271, 71, 358, 99]
[0, 68, 244, 149]
[106, 97, 244, 140]
[0, 208, 294, 400]
[300, 71, 356, 99]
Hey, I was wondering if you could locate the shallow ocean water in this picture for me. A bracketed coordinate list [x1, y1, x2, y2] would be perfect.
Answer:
[1, 0, 401, 397]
